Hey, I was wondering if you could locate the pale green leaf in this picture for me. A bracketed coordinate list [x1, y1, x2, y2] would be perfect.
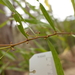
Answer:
[71, 0, 75, 16]
[1, 51, 15, 61]
[2, 0, 16, 12]
[17, 25, 28, 38]
[40, 3, 56, 31]
[0, 19, 12, 28]
[13, 13, 28, 38]
[47, 39, 64, 75]
[72, 34, 75, 37]
[0, 0, 5, 5]
[14, 0, 35, 19]
[7, 67, 24, 71]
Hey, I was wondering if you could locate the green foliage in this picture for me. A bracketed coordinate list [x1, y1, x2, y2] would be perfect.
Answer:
[2, 0, 28, 38]
[47, 39, 64, 75]
[14, 47, 35, 71]
[0, 0, 5, 5]
[1, 51, 16, 61]
[0, 0, 75, 75]
[14, 0, 35, 19]
[2, 0, 16, 12]
[71, 0, 75, 16]
[0, 18, 13, 28]
[40, 3, 56, 31]
[13, 13, 28, 38]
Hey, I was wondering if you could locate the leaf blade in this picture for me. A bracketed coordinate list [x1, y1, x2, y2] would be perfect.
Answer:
[14, 0, 35, 19]
[0, 0, 5, 5]
[17, 25, 28, 38]
[47, 39, 64, 75]
[13, 13, 28, 38]
[40, 3, 56, 31]
[2, 51, 15, 61]
[0, 18, 13, 28]
[2, 0, 15, 12]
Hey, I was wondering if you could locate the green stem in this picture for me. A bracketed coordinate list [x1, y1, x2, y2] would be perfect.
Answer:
[0, 46, 11, 50]
[0, 49, 10, 59]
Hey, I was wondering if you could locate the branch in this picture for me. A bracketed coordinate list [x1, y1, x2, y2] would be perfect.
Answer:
[0, 32, 74, 49]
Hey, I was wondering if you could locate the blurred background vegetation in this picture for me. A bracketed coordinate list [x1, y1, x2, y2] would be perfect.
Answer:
[0, 0, 75, 75]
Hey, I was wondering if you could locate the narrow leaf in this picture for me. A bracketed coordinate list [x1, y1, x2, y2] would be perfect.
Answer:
[14, 0, 35, 19]
[7, 67, 24, 71]
[0, 49, 10, 59]
[2, 0, 27, 38]
[71, 0, 75, 16]
[13, 14, 21, 22]
[40, 3, 56, 31]
[47, 39, 64, 75]
[13, 14, 28, 38]
[71, 0, 75, 11]
[0, 19, 12, 28]
[72, 34, 75, 37]
[0, 63, 9, 73]
[35, 48, 47, 52]
[2, 51, 15, 61]
[2, 0, 24, 21]
[23, 19, 51, 29]
[0, 1, 5, 5]
[2, 0, 16, 12]
[18, 25, 28, 38]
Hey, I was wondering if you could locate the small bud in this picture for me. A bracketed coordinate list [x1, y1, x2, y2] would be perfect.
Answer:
[47, 35, 49, 38]
[11, 47, 15, 51]
[44, 38, 47, 39]
[10, 42, 12, 44]
[38, 32, 40, 34]
[26, 42, 29, 44]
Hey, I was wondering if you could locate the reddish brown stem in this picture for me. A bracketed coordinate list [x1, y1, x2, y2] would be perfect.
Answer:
[0, 32, 74, 48]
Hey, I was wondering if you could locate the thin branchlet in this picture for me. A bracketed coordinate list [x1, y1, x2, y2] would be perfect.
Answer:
[0, 32, 75, 50]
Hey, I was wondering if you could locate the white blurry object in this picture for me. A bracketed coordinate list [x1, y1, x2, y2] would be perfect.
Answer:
[29, 51, 57, 75]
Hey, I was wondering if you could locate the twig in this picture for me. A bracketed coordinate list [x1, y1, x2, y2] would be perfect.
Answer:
[0, 32, 74, 49]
